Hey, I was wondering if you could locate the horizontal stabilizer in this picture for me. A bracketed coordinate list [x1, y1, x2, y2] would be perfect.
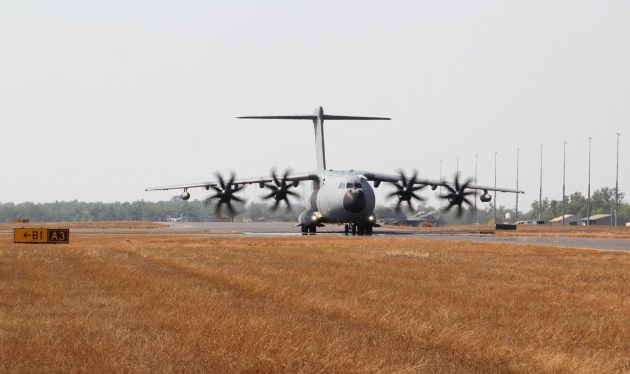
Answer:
[324, 115, 390, 121]
[237, 106, 391, 171]
[237, 115, 316, 120]
[237, 115, 391, 121]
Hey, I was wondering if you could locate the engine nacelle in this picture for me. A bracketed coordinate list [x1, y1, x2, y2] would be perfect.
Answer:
[480, 193, 492, 203]
[181, 191, 191, 201]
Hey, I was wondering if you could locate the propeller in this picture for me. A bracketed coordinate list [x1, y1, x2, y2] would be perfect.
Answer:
[262, 169, 299, 211]
[439, 173, 476, 218]
[204, 172, 244, 215]
[387, 170, 427, 211]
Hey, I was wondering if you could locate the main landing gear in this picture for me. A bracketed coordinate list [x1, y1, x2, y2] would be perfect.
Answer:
[301, 224, 373, 236]
[301, 225, 317, 235]
[344, 224, 373, 236]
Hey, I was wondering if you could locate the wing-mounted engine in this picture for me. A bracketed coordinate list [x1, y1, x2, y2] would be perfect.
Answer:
[387, 170, 428, 211]
[262, 169, 300, 210]
[180, 189, 191, 201]
[204, 172, 244, 214]
[480, 191, 492, 202]
[439, 173, 476, 217]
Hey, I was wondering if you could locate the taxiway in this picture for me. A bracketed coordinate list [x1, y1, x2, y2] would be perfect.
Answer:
[147, 222, 630, 252]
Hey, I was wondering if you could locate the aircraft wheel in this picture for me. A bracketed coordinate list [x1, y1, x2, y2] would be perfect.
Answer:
[344, 224, 349, 235]
[301, 225, 308, 235]
[352, 224, 357, 236]
[366, 226, 373, 236]
[308, 226, 316, 235]
[357, 225, 365, 236]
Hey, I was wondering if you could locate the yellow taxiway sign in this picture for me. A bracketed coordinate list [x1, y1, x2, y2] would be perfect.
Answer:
[14, 228, 69, 244]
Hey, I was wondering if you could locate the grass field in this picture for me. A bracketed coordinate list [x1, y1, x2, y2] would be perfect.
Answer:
[389, 224, 630, 239]
[1, 232, 629, 372]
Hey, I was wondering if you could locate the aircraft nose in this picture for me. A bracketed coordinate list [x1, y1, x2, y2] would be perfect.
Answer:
[343, 190, 366, 213]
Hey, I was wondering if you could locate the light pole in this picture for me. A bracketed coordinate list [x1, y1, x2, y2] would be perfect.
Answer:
[494, 151, 497, 224]
[475, 154, 478, 225]
[538, 144, 543, 222]
[587, 137, 592, 226]
[562, 141, 566, 225]
[515, 148, 519, 223]
[439, 159, 443, 199]
[615, 133, 620, 226]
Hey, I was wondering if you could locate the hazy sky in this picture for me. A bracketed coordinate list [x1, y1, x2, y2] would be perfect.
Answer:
[1, 1, 628, 211]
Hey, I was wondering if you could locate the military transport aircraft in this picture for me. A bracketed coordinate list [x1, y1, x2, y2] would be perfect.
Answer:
[146, 106, 524, 235]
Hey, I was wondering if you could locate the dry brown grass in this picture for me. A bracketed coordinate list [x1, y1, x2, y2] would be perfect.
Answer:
[0, 221, 168, 230]
[1, 233, 629, 372]
[390, 224, 630, 239]
[496, 224, 630, 238]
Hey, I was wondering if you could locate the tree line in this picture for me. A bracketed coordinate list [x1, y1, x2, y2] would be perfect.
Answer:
[444, 186, 629, 224]
[519, 187, 628, 222]
[0, 197, 296, 223]
[1, 187, 627, 224]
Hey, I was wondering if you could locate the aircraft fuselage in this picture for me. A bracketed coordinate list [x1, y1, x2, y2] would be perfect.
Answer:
[301, 170, 376, 226]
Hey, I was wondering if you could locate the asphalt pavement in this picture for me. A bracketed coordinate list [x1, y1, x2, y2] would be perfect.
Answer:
[158, 222, 630, 252]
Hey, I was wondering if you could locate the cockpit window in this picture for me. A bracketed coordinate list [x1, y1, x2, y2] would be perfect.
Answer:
[343, 182, 363, 189]
[338, 183, 345, 189]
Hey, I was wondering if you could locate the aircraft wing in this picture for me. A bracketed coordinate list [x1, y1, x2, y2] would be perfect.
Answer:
[361, 171, 524, 194]
[145, 171, 319, 192]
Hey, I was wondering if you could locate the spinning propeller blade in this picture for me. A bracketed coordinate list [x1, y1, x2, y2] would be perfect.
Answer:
[203, 172, 244, 215]
[439, 173, 476, 218]
[262, 169, 299, 211]
[387, 170, 427, 211]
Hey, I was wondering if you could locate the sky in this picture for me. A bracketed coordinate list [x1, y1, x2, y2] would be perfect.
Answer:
[1, 0, 628, 211]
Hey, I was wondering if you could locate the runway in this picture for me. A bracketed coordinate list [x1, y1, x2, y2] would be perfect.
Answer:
[153, 222, 630, 252]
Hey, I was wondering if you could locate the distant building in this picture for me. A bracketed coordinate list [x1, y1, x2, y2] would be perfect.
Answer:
[548, 214, 581, 225]
[581, 214, 629, 226]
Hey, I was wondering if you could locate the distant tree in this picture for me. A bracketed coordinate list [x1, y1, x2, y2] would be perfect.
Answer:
[527, 198, 555, 221]
[591, 187, 625, 215]
[566, 192, 587, 217]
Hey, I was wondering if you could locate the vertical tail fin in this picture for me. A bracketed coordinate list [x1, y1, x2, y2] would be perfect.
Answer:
[237, 106, 390, 171]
